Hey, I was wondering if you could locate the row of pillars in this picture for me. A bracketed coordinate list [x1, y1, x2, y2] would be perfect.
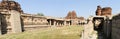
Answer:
[48, 19, 71, 26]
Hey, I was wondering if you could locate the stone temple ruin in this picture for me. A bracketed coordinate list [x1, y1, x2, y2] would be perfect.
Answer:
[65, 10, 77, 19]
[96, 6, 112, 16]
[93, 5, 120, 39]
[65, 10, 85, 25]
[0, 0, 120, 39]
[94, 6, 112, 30]
[0, 0, 86, 35]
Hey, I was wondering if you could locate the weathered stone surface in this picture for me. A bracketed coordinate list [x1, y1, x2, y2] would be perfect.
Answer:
[10, 10, 22, 33]
[0, 0, 23, 13]
[111, 14, 120, 39]
[95, 6, 112, 16]
[81, 20, 94, 39]
[101, 7, 112, 16]
[96, 6, 102, 16]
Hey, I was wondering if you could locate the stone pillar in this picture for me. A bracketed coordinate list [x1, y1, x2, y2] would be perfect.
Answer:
[57, 21, 60, 26]
[10, 10, 22, 33]
[49, 20, 51, 26]
[64, 20, 66, 26]
[56, 22, 58, 26]
[59, 22, 61, 26]
[69, 21, 71, 26]
[54, 21, 56, 26]
[62, 21, 63, 26]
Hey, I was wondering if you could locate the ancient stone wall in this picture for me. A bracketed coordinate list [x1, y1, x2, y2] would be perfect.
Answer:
[111, 14, 120, 39]
[99, 15, 120, 39]
[81, 18, 94, 39]
[0, 0, 83, 34]
[0, 11, 49, 34]
[0, 10, 23, 34]
[103, 17, 112, 39]
[1, 13, 48, 25]
[0, 10, 74, 34]
[95, 6, 113, 39]
[21, 14, 48, 25]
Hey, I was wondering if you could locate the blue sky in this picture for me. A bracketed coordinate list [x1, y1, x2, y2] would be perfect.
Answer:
[2, 0, 120, 18]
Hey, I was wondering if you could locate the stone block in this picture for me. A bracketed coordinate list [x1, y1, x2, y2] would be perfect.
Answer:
[10, 10, 22, 33]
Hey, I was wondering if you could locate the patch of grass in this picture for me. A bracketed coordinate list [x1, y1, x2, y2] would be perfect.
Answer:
[0, 25, 83, 39]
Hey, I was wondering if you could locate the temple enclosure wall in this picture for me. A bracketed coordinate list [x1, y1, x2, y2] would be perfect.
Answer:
[93, 5, 120, 39]
[0, 0, 85, 34]
[0, 10, 50, 34]
[0, 10, 84, 34]
[103, 15, 120, 39]
[111, 14, 120, 39]
[93, 14, 120, 39]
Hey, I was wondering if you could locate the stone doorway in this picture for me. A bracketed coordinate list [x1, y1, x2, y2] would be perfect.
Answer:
[0, 13, 8, 35]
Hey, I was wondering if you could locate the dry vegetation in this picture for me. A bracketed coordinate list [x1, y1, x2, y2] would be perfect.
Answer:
[0, 25, 83, 39]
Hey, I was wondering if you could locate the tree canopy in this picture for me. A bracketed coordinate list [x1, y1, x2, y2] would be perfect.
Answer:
[37, 13, 44, 16]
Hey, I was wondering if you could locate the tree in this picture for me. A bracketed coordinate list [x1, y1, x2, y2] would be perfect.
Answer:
[37, 13, 44, 16]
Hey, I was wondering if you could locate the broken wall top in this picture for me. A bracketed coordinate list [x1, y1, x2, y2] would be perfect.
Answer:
[0, 0, 23, 13]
